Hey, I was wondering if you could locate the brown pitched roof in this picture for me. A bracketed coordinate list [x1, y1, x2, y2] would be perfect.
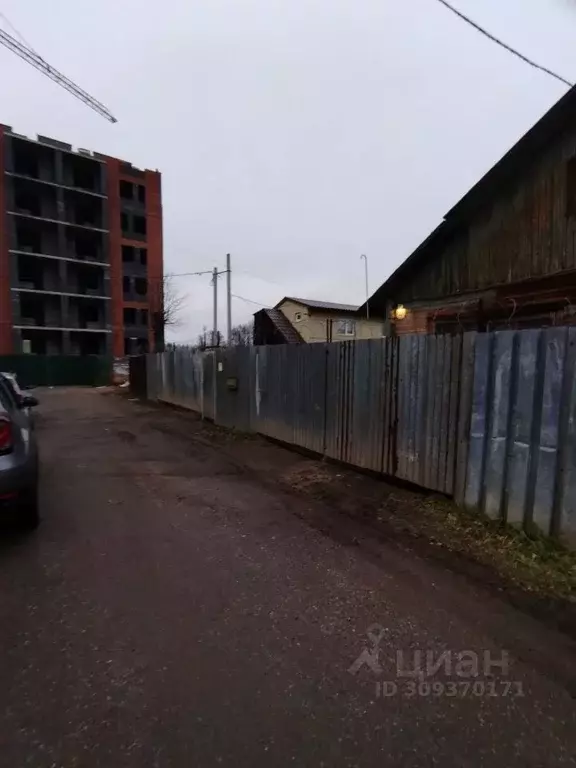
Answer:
[262, 308, 303, 343]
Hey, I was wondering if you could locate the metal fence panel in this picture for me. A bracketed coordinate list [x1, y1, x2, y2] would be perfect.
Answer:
[505, 330, 540, 525]
[202, 352, 216, 420]
[483, 331, 515, 519]
[382, 337, 399, 476]
[559, 329, 576, 544]
[532, 328, 567, 534]
[347, 339, 387, 472]
[214, 346, 254, 431]
[325, 342, 355, 462]
[460, 326, 576, 545]
[395, 334, 459, 493]
[254, 344, 327, 452]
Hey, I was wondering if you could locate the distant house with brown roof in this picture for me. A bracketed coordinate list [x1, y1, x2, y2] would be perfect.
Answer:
[253, 296, 384, 345]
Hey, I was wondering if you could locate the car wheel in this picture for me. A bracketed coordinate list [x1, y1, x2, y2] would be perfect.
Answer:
[19, 490, 40, 530]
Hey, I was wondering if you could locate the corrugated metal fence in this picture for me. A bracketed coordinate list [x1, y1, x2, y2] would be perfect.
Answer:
[140, 329, 576, 546]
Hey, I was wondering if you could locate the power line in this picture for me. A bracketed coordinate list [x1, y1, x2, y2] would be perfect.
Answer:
[167, 269, 214, 279]
[235, 268, 286, 289]
[434, 0, 573, 88]
[232, 293, 267, 307]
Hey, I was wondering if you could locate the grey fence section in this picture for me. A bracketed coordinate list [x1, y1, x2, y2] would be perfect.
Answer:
[396, 334, 465, 494]
[463, 327, 576, 544]
[323, 339, 399, 473]
[254, 344, 327, 453]
[143, 330, 576, 546]
[215, 346, 254, 432]
[150, 348, 204, 412]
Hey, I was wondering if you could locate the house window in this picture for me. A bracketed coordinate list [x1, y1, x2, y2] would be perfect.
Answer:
[120, 212, 129, 233]
[294, 312, 303, 322]
[137, 184, 146, 204]
[337, 319, 356, 336]
[135, 278, 147, 296]
[122, 245, 134, 263]
[124, 308, 136, 324]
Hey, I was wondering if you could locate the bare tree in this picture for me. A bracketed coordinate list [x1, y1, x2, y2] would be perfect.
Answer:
[151, 274, 186, 352]
[195, 326, 209, 351]
[194, 326, 224, 350]
[159, 274, 186, 327]
[229, 321, 254, 346]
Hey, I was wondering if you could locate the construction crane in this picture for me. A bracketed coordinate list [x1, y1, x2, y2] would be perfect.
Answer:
[0, 27, 117, 123]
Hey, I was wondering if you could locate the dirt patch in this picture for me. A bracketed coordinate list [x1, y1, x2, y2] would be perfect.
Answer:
[279, 462, 576, 630]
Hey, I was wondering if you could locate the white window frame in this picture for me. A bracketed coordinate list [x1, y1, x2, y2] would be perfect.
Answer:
[337, 319, 356, 336]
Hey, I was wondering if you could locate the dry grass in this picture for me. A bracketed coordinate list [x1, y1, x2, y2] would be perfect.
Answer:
[281, 461, 576, 604]
[417, 497, 576, 602]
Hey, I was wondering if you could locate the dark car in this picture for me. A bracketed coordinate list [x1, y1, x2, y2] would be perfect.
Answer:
[0, 373, 40, 528]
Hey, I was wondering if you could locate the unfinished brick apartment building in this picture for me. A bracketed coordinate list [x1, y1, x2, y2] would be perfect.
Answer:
[0, 124, 163, 357]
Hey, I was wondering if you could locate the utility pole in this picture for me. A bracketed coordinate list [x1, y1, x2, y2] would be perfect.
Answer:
[212, 267, 219, 347]
[361, 254, 369, 320]
[226, 253, 232, 344]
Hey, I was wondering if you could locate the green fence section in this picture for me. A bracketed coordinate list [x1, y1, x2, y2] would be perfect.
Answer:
[0, 356, 112, 388]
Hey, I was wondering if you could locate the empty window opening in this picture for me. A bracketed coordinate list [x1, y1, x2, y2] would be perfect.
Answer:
[133, 215, 146, 236]
[18, 256, 43, 290]
[14, 188, 42, 217]
[122, 245, 135, 263]
[69, 156, 100, 192]
[139, 248, 147, 266]
[137, 185, 146, 204]
[124, 308, 136, 325]
[78, 334, 104, 355]
[87, 306, 99, 322]
[19, 294, 46, 326]
[140, 309, 149, 325]
[72, 198, 100, 227]
[135, 278, 147, 296]
[79, 304, 100, 326]
[123, 276, 131, 296]
[72, 230, 100, 261]
[13, 150, 39, 179]
[121, 212, 129, 233]
[13, 139, 55, 181]
[120, 180, 133, 200]
[77, 268, 100, 294]
[16, 223, 42, 253]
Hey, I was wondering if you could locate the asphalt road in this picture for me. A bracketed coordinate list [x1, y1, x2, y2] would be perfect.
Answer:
[0, 388, 575, 767]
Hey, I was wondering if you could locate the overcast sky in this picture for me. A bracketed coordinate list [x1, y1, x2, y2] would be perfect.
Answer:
[0, 0, 574, 342]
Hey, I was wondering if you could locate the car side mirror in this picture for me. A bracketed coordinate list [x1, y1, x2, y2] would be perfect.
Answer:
[20, 395, 39, 408]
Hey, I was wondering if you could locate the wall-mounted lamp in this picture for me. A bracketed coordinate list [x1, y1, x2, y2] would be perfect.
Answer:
[393, 304, 407, 321]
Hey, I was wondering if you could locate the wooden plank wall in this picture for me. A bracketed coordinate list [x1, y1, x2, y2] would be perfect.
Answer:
[395, 128, 576, 304]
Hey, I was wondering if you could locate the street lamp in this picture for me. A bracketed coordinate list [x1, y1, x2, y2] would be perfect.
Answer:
[360, 254, 369, 320]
